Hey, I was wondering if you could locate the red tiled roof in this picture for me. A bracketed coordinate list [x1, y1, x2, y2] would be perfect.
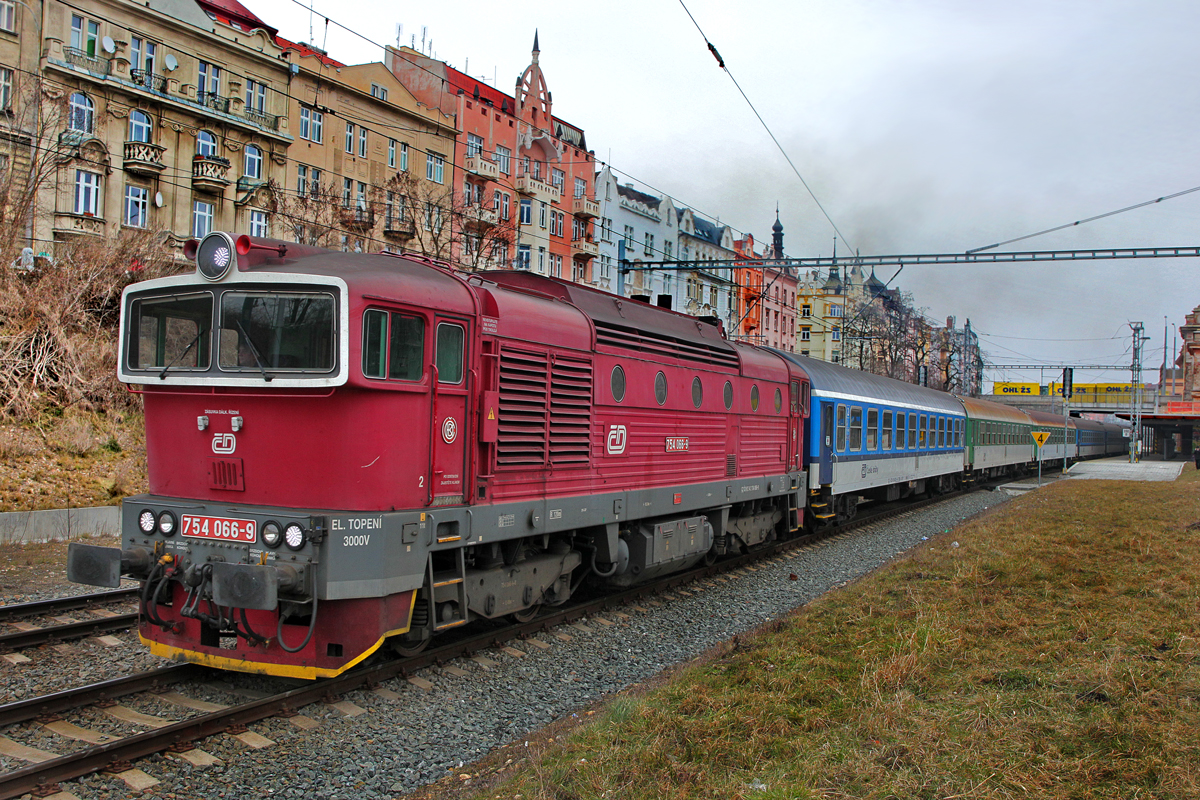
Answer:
[277, 36, 345, 68]
[196, 0, 277, 37]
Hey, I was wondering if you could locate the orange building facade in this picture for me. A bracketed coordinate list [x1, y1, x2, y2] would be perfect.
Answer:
[732, 217, 797, 351]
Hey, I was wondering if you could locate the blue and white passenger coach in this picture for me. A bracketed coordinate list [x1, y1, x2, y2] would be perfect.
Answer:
[778, 354, 966, 522]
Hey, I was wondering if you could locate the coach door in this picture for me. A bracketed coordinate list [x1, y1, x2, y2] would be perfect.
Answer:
[818, 401, 835, 485]
[429, 317, 470, 506]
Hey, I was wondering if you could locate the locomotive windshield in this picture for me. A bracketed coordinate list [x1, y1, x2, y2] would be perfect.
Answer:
[129, 292, 213, 371]
[218, 292, 336, 372]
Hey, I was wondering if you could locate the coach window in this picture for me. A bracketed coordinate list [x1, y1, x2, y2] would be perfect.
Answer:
[866, 408, 878, 450]
[836, 405, 847, 451]
[939, 417, 946, 447]
[750, 384, 760, 412]
[436, 323, 464, 383]
[906, 414, 916, 449]
[849, 406, 862, 450]
[611, 365, 626, 402]
[655, 371, 668, 405]
[723, 380, 733, 410]
[692, 376, 703, 408]
[882, 410, 893, 450]
[918, 415, 927, 448]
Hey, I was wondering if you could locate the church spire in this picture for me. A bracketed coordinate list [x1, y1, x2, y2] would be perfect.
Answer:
[532, 29, 539, 62]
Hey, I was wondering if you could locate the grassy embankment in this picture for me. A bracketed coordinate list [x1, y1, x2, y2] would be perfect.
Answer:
[458, 470, 1200, 799]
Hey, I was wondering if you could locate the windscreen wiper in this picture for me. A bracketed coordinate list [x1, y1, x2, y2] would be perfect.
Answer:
[158, 328, 206, 380]
[235, 319, 273, 382]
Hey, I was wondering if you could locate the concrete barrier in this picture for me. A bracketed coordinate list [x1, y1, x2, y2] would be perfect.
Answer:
[0, 505, 120, 544]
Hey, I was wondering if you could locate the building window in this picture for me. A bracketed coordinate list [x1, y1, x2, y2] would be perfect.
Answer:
[358, 126, 367, 158]
[299, 107, 323, 142]
[68, 92, 94, 133]
[342, 177, 352, 207]
[0, 67, 10, 111]
[424, 202, 443, 234]
[519, 199, 531, 225]
[128, 109, 152, 143]
[801, 327, 811, 342]
[539, 202, 547, 228]
[466, 133, 483, 159]
[192, 200, 213, 237]
[123, 185, 148, 228]
[74, 170, 100, 215]
[801, 304, 811, 317]
[574, 176, 586, 199]
[501, 193, 510, 220]
[832, 326, 841, 341]
[129, 37, 157, 79]
[388, 139, 395, 168]
[308, 167, 321, 197]
[356, 181, 366, 210]
[296, 164, 307, 195]
[196, 130, 217, 157]
[517, 245, 531, 269]
[551, 168, 564, 190]
[399, 142, 408, 171]
[830, 304, 843, 317]
[344, 123, 354, 153]
[249, 209, 268, 237]
[538, 247, 545, 272]
[197, 61, 221, 99]
[245, 79, 266, 113]
[0, 0, 15, 33]
[243, 144, 262, 179]
[385, 191, 404, 225]
[370, 83, 388, 101]
[70, 15, 99, 56]
[495, 145, 510, 174]
[644, 232, 654, 256]
[623, 225, 634, 248]
[425, 153, 444, 183]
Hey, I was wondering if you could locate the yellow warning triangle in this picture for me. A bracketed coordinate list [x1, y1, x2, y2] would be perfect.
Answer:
[1031, 430, 1050, 448]
[487, 408, 496, 420]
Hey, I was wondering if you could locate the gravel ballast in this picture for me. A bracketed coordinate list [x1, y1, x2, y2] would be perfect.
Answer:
[3, 491, 1009, 799]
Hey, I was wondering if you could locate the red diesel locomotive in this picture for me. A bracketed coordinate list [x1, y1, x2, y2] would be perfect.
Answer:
[67, 232, 810, 679]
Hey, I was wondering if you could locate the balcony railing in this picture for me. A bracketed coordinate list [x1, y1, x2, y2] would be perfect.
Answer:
[340, 206, 376, 231]
[197, 92, 231, 114]
[123, 141, 166, 176]
[515, 174, 561, 201]
[63, 47, 111, 75]
[131, 70, 167, 93]
[573, 239, 599, 258]
[192, 154, 231, 193]
[53, 212, 105, 237]
[383, 216, 416, 239]
[460, 205, 498, 229]
[572, 197, 600, 219]
[243, 107, 281, 131]
[464, 154, 500, 180]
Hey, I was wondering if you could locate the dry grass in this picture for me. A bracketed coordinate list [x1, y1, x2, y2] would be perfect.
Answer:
[459, 469, 1200, 800]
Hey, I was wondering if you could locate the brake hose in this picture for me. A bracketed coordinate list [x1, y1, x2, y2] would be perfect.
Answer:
[275, 594, 319, 653]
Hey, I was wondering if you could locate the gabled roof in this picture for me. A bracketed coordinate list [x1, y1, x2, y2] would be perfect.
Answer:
[689, 216, 725, 245]
[616, 183, 660, 208]
[278, 37, 345, 68]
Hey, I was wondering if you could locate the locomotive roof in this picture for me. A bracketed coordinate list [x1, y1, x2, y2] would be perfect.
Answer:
[774, 352, 964, 414]
[236, 244, 477, 315]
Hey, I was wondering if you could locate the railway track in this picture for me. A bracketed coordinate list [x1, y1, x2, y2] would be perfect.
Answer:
[0, 590, 139, 653]
[0, 488, 984, 798]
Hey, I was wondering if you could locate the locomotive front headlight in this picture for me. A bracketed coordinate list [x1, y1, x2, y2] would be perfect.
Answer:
[261, 521, 283, 549]
[157, 510, 177, 536]
[283, 523, 306, 550]
[138, 509, 156, 533]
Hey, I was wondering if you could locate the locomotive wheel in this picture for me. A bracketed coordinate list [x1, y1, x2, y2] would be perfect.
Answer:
[390, 632, 432, 657]
[509, 603, 541, 623]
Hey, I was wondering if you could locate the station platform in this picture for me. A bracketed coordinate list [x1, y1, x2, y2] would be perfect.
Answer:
[1066, 458, 1185, 482]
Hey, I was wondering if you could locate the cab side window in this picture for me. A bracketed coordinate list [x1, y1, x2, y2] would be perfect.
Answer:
[363, 309, 425, 380]
[436, 323, 465, 384]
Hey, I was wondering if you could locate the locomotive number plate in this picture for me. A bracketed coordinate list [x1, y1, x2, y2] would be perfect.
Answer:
[181, 514, 257, 543]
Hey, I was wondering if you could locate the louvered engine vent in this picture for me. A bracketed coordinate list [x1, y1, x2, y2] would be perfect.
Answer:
[496, 347, 592, 469]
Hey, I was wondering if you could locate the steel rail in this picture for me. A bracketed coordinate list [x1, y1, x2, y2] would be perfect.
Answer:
[0, 664, 203, 727]
[0, 487, 983, 798]
[0, 589, 139, 623]
[0, 613, 139, 652]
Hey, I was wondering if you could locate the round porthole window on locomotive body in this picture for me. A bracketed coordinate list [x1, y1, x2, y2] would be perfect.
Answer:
[655, 371, 668, 405]
[723, 380, 733, 410]
[692, 376, 703, 408]
[774, 388, 783, 413]
[750, 384, 760, 411]
[611, 365, 626, 402]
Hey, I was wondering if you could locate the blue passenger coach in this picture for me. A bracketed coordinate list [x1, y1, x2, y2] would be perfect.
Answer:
[777, 354, 966, 522]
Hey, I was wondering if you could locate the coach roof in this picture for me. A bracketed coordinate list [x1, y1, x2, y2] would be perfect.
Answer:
[776, 352, 964, 415]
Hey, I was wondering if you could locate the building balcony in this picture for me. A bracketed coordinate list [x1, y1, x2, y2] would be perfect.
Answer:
[515, 174, 561, 201]
[192, 154, 231, 193]
[131, 70, 167, 94]
[53, 212, 105, 238]
[63, 47, 110, 76]
[460, 205, 498, 230]
[244, 107, 281, 131]
[383, 217, 416, 240]
[573, 239, 599, 260]
[464, 154, 499, 181]
[340, 207, 376, 232]
[123, 141, 166, 176]
[571, 197, 600, 219]
[197, 92, 231, 114]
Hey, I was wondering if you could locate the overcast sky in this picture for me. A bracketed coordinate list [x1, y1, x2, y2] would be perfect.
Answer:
[247, 0, 1199, 387]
